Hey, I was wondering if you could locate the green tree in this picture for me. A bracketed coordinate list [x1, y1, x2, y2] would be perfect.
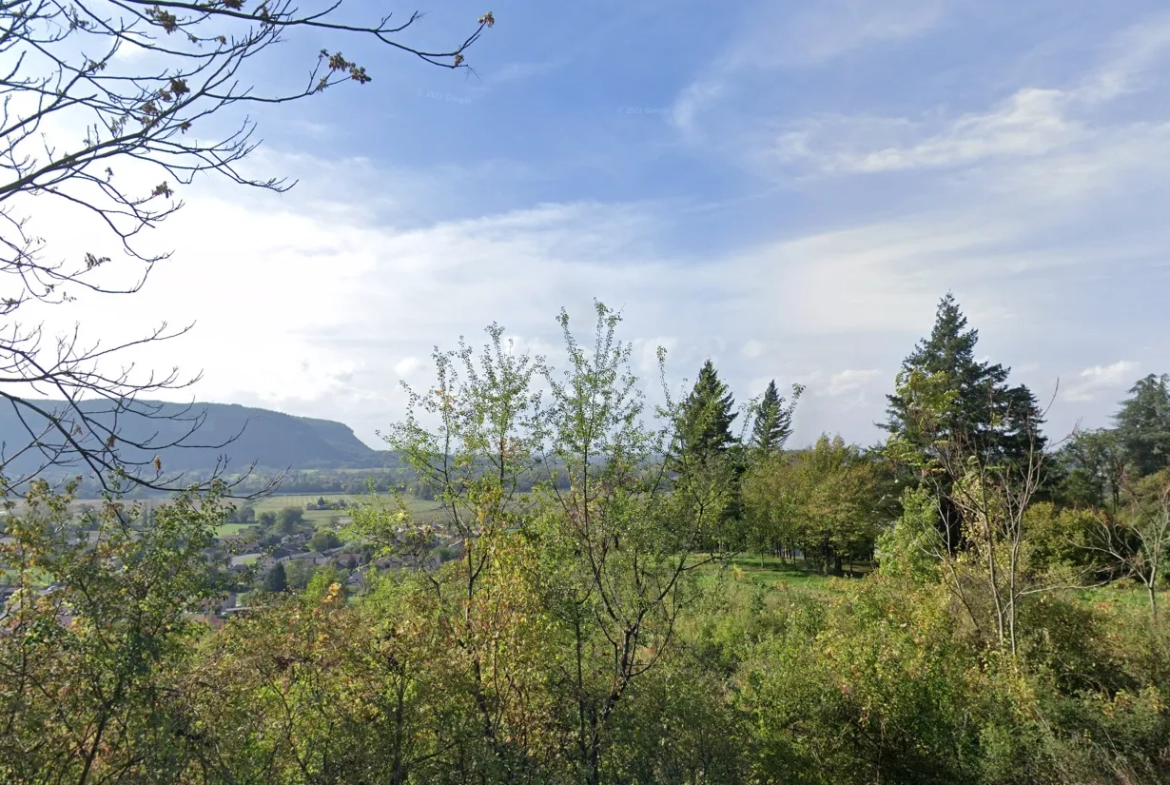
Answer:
[309, 530, 342, 552]
[749, 380, 803, 457]
[1053, 428, 1127, 509]
[265, 562, 288, 593]
[669, 359, 744, 546]
[538, 303, 716, 785]
[1116, 373, 1170, 478]
[886, 294, 1045, 548]
[671, 359, 739, 470]
[0, 480, 225, 781]
[277, 506, 305, 534]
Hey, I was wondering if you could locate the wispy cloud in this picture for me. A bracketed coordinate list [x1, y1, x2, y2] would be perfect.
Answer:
[761, 0, 951, 68]
[1065, 361, 1140, 402]
[764, 13, 1170, 177]
[776, 88, 1082, 174]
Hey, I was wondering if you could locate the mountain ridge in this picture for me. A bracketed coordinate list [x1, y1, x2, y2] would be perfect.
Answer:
[0, 399, 390, 476]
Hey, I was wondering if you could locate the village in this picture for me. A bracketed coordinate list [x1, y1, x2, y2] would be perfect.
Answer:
[0, 496, 463, 630]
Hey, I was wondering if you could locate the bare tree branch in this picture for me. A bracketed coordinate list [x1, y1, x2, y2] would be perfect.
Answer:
[0, 0, 493, 493]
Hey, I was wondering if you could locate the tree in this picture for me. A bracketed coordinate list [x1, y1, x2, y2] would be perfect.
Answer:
[1053, 428, 1127, 509]
[1089, 471, 1170, 620]
[276, 506, 304, 534]
[671, 360, 738, 470]
[264, 562, 287, 593]
[352, 318, 549, 782]
[668, 359, 744, 545]
[538, 302, 716, 785]
[886, 368, 1049, 655]
[749, 380, 803, 457]
[309, 529, 342, 552]
[0, 1, 493, 494]
[0, 481, 225, 780]
[886, 294, 1046, 548]
[1115, 373, 1170, 478]
[743, 435, 890, 574]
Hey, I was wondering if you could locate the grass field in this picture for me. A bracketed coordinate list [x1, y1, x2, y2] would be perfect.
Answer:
[698, 554, 845, 596]
[217, 493, 444, 534]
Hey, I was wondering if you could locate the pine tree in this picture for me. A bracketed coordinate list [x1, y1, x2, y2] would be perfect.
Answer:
[750, 380, 800, 456]
[672, 359, 738, 471]
[1116, 373, 1170, 477]
[885, 293, 1045, 466]
[886, 294, 1046, 549]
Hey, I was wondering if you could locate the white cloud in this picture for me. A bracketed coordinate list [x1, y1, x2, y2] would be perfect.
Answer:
[741, 340, 767, 359]
[1065, 361, 1139, 402]
[786, 88, 1082, 174]
[764, 14, 1170, 178]
[1082, 13, 1170, 101]
[671, 80, 725, 137]
[670, 0, 952, 148]
[826, 369, 883, 398]
[393, 357, 425, 379]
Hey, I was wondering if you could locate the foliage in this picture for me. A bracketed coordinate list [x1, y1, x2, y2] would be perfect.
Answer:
[0, 479, 226, 782]
[4, 302, 1170, 783]
[264, 562, 288, 593]
[276, 506, 306, 534]
[876, 485, 945, 583]
[886, 295, 1046, 553]
[749, 380, 803, 457]
[742, 435, 892, 574]
[1053, 428, 1127, 509]
[672, 359, 739, 468]
[309, 529, 343, 552]
[1116, 374, 1170, 478]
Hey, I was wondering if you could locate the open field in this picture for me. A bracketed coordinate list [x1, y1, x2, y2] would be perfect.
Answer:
[218, 493, 445, 534]
[697, 554, 844, 596]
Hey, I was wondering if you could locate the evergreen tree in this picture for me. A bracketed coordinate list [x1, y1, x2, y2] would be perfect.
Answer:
[886, 293, 1046, 466]
[265, 562, 288, 593]
[750, 380, 801, 456]
[1116, 373, 1170, 477]
[885, 294, 1046, 549]
[671, 359, 738, 471]
[669, 359, 743, 547]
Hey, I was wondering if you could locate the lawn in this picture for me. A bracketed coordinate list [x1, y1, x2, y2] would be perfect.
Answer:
[698, 554, 847, 596]
[216, 522, 256, 536]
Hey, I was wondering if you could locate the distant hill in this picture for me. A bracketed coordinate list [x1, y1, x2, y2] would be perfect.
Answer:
[0, 399, 390, 476]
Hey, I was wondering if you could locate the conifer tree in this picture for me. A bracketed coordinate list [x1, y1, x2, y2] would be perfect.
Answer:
[750, 380, 802, 456]
[1116, 373, 1170, 477]
[671, 360, 739, 472]
[886, 294, 1045, 548]
[886, 293, 1045, 467]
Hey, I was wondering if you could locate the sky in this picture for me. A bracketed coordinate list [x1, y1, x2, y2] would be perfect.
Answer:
[24, 0, 1170, 449]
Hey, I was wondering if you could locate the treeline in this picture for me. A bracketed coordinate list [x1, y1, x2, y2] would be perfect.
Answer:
[1, 299, 1168, 784]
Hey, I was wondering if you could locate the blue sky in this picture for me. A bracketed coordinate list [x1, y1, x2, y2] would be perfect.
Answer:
[50, 0, 1170, 448]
